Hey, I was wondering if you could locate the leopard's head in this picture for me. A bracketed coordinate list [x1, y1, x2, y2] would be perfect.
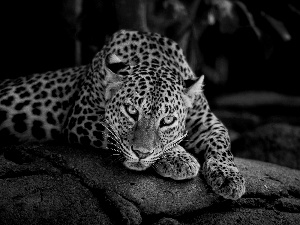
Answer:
[101, 53, 204, 171]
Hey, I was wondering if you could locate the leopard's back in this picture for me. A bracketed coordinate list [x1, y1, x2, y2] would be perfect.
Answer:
[0, 66, 87, 144]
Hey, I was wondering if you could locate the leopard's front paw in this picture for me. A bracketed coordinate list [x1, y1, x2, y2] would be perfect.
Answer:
[203, 161, 245, 200]
[153, 146, 200, 180]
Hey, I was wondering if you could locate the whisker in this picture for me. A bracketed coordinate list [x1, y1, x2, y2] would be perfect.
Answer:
[98, 119, 130, 152]
[97, 132, 121, 145]
[97, 122, 122, 147]
[98, 120, 122, 142]
[98, 119, 135, 162]
[107, 147, 122, 153]
[106, 140, 132, 159]
[163, 131, 188, 152]
[106, 142, 122, 151]
[120, 150, 134, 159]
[106, 130, 121, 143]
[97, 130, 119, 140]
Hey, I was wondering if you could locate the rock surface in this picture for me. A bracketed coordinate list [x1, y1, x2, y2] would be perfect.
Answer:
[0, 143, 300, 224]
[232, 123, 300, 170]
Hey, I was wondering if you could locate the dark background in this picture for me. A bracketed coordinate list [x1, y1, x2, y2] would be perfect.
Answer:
[1, 0, 300, 98]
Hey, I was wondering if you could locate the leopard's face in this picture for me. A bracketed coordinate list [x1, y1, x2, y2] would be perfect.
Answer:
[105, 66, 188, 171]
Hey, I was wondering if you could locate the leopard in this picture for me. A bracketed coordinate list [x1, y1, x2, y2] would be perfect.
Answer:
[0, 30, 245, 200]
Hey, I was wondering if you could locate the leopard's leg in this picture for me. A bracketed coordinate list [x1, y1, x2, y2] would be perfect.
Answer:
[184, 94, 245, 200]
[201, 129, 245, 200]
[153, 145, 200, 180]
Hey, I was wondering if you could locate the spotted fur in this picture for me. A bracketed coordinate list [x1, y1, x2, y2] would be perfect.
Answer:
[0, 30, 245, 200]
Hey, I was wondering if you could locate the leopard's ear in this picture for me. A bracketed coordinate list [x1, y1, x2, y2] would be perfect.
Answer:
[182, 75, 204, 108]
[105, 53, 128, 74]
[104, 53, 125, 101]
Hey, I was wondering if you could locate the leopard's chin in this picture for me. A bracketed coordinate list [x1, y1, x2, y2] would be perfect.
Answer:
[123, 160, 152, 171]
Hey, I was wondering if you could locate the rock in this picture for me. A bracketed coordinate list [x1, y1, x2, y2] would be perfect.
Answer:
[0, 143, 300, 224]
[102, 189, 142, 225]
[0, 172, 112, 225]
[179, 207, 300, 225]
[152, 217, 181, 225]
[177, 159, 300, 225]
[33, 144, 220, 216]
[232, 123, 300, 170]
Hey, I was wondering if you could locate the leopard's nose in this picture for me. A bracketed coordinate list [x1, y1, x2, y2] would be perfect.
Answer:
[132, 148, 152, 159]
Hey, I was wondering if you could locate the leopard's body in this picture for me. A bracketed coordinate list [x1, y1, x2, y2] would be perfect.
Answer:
[0, 30, 245, 200]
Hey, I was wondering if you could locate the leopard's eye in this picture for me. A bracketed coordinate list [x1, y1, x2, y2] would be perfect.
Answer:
[160, 116, 176, 127]
[125, 104, 138, 119]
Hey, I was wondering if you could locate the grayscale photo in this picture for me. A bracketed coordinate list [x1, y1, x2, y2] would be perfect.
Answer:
[1, 0, 300, 224]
